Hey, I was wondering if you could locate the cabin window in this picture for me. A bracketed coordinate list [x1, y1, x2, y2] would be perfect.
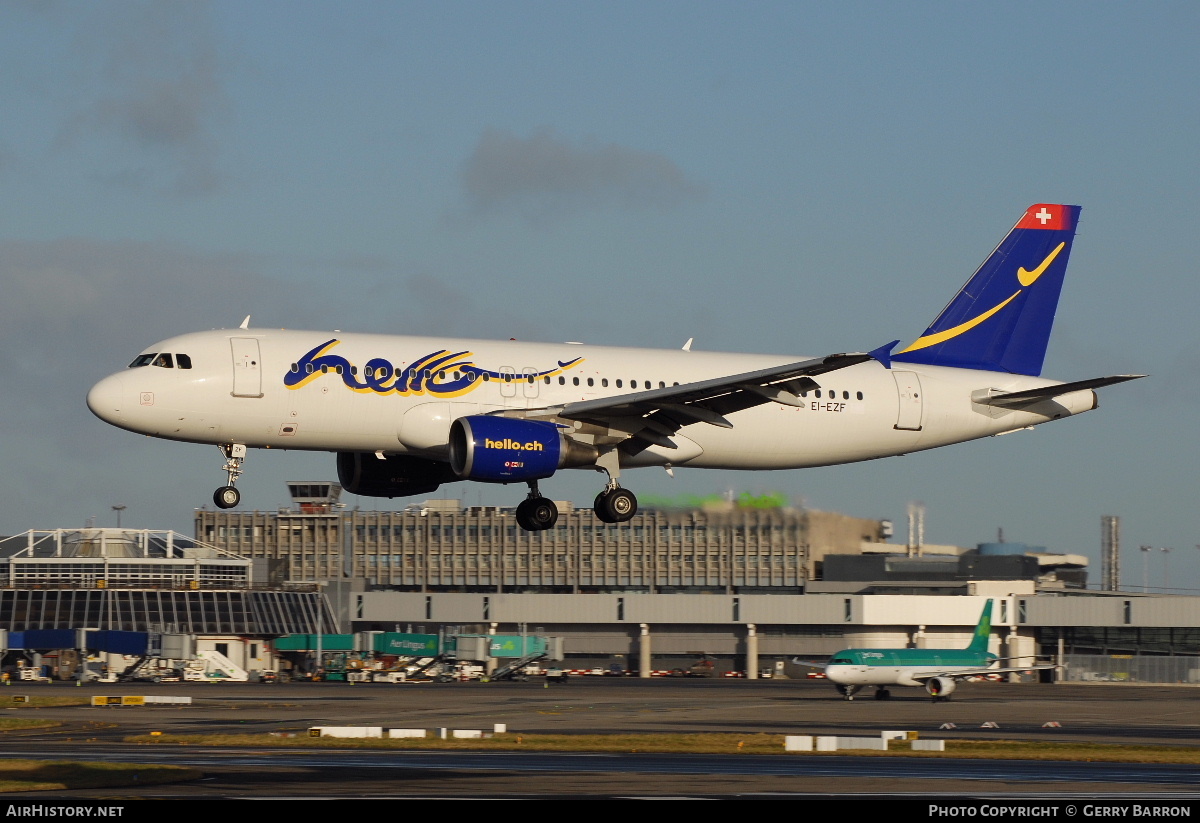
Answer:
[559, 376, 565, 385]
[483, 374, 490, 382]
[857, 391, 863, 400]
[290, 363, 299, 373]
[616, 379, 623, 388]
[587, 378, 594, 387]
[601, 378, 608, 387]
[305, 364, 314, 374]
[572, 377, 580, 386]
[842, 391, 849, 400]
[659, 381, 666, 389]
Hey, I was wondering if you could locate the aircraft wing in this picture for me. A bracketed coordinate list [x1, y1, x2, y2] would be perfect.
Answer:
[911, 663, 1056, 682]
[544, 349, 881, 453]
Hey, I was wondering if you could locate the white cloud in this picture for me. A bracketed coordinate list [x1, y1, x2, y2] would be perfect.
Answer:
[455, 128, 707, 225]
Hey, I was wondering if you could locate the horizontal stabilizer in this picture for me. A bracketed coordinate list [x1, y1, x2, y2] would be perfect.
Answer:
[979, 375, 1145, 408]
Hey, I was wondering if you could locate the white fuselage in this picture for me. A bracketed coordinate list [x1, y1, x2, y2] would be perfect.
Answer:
[87, 328, 1099, 472]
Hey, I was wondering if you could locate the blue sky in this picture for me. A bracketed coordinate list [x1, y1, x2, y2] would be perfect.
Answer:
[2, 2, 1197, 590]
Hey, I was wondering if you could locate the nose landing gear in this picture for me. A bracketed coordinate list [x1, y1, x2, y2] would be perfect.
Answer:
[213, 444, 246, 509]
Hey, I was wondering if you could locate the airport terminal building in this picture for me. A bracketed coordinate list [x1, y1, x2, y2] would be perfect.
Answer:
[192, 486, 1200, 681]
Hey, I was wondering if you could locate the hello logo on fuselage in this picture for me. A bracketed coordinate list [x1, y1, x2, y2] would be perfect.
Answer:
[284, 339, 583, 398]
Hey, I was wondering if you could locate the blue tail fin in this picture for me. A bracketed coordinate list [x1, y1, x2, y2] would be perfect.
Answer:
[893, 204, 1081, 376]
[966, 599, 993, 654]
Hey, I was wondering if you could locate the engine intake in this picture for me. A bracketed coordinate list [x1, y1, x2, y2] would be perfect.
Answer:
[925, 676, 957, 698]
[449, 416, 597, 482]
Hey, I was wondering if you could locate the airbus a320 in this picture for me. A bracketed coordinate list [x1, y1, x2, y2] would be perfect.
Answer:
[87, 204, 1141, 531]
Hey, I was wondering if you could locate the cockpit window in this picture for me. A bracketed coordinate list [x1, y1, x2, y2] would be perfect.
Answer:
[130, 352, 189, 369]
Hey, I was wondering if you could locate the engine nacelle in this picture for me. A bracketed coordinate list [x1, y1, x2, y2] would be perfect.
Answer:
[448, 416, 596, 482]
[925, 676, 957, 698]
[337, 452, 459, 498]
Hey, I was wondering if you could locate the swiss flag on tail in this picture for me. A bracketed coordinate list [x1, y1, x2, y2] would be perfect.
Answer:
[1015, 204, 1075, 231]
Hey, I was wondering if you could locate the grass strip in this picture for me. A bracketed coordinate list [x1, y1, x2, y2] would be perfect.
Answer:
[1, 695, 92, 708]
[0, 719, 58, 731]
[123, 732, 1200, 764]
[0, 760, 201, 793]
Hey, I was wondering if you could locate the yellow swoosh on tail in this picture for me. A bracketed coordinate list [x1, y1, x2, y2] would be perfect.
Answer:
[897, 291, 1021, 353]
[1017, 242, 1065, 287]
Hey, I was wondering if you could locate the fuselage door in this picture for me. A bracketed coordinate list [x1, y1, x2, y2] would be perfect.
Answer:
[892, 370, 923, 431]
[499, 367, 517, 399]
[521, 367, 539, 399]
[231, 337, 264, 398]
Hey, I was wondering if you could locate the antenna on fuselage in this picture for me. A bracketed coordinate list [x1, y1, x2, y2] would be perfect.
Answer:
[239, 315, 250, 329]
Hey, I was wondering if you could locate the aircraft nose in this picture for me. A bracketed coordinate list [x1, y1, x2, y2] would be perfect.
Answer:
[87, 373, 128, 425]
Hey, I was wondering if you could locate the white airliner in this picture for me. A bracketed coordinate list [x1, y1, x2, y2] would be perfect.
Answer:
[88, 204, 1140, 531]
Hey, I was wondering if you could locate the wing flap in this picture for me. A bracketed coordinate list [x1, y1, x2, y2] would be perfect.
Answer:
[553, 351, 875, 448]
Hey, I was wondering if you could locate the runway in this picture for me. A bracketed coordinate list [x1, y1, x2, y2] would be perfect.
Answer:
[6, 678, 1200, 797]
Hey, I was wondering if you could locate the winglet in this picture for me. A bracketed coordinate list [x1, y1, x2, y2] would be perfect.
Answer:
[869, 340, 900, 370]
[239, 315, 251, 330]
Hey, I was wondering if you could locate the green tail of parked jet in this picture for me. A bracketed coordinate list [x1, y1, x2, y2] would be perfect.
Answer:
[816, 599, 1045, 701]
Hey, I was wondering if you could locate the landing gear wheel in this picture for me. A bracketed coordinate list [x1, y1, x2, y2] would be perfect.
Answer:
[595, 488, 637, 523]
[593, 492, 617, 523]
[516, 497, 558, 531]
[214, 485, 241, 509]
[874, 688, 891, 700]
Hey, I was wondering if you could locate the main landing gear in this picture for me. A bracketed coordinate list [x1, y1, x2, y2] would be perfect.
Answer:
[594, 487, 637, 523]
[515, 480, 558, 531]
[213, 443, 246, 509]
[512, 460, 640, 532]
[592, 453, 638, 525]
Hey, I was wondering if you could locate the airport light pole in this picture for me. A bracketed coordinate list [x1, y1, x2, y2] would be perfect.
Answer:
[111, 505, 126, 529]
[1140, 545, 1152, 592]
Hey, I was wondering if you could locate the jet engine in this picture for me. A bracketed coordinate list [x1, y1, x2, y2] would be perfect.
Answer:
[448, 416, 597, 482]
[336, 452, 459, 498]
[925, 676, 957, 699]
